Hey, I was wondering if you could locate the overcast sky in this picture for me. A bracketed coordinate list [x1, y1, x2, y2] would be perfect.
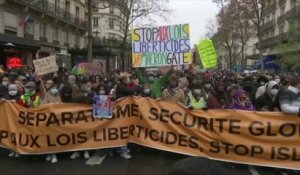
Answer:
[137, 0, 219, 46]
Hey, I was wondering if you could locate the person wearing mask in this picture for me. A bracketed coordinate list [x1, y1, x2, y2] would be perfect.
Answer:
[25, 69, 35, 82]
[255, 75, 269, 100]
[115, 75, 139, 159]
[18, 82, 40, 108]
[36, 77, 62, 163]
[0, 75, 10, 99]
[255, 81, 281, 111]
[279, 77, 300, 116]
[280, 76, 290, 92]
[14, 79, 25, 95]
[161, 75, 185, 104]
[136, 67, 173, 99]
[224, 84, 240, 109]
[229, 89, 255, 111]
[60, 83, 73, 103]
[186, 80, 207, 110]
[68, 75, 81, 96]
[4, 84, 21, 158]
[141, 83, 153, 98]
[5, 84, 20, 102]
[212, 81, 227, 108]
[203, 78, 222, 109]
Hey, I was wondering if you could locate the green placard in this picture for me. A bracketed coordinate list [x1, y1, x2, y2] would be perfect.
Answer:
[198, 39, 218, 68]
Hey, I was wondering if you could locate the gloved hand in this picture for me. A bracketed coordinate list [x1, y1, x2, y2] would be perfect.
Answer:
[188, 106, 194, 110]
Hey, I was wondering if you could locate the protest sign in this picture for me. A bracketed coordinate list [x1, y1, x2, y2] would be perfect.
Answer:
[93, 95, 113, 119]
[132, 24, 192, 67]
[198, 39, 218, 68]
[0, 97, 300, 170]
[33, 55, 58, 75]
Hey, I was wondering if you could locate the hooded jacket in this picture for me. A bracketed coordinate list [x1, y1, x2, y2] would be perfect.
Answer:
[255, 81, 281, 111]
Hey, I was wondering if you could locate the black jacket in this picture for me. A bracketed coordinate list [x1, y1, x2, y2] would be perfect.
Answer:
[255, 93, 281, 111]
[115, 82, 137, 100]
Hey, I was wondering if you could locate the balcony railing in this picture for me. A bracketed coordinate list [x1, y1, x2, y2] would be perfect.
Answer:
[277, 32, 289, 43]
[285, 5, 300, 20]
[261, 20, 276, 31]
[24, 33, 34, 40]
[277, 14, 285, 24]
[260, 36, 277, 49]
[13, 0, 87, 30]
[40, 37, 48, 43]
[53, 40, 59, 45]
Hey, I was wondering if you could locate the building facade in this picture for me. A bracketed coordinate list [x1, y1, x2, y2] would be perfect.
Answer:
[259, 0, 300, 71]
[0, 0, 88, 69]
[90, 1, 127, 72]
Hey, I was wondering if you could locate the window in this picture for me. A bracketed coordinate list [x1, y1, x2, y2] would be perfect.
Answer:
[93, 17, 98, 27]
[53, 27, 59, 41]
[279, 25, 284, 34]
[110, 6, 114, 14]
[65, 1, 70, 12]
[280, 6, 285, 16]
[291, 0, 296, 8]
[55, 0, 60, 15]
[75, 35, 80, 46]
[24, 21, 34, 36]
[66, 31, 69, 43]
[40, 23, 47, 38]
[109, 18, 114, 29]
[3, 12, 17, 35]
[76, 7, 80, 18]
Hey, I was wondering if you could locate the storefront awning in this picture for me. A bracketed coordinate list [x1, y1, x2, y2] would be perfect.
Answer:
[0, 34, 39, 49]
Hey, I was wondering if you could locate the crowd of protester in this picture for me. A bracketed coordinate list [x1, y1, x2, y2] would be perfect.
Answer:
[0, 66, 299, 174]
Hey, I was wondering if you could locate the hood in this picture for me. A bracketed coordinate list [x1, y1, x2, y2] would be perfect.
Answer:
[265, 81, 279, 96]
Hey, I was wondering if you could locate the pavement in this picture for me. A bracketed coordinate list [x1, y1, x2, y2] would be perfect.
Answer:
[0, 145, 284, 175]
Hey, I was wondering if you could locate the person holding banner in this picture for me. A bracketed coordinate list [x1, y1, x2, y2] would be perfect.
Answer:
[279, 76, 300, 116]
[229, 89, 255, 111]
[135, 67, 173, 99]
[38, 77, 61, 163]
[18, 82, 40, 108]
[115, 75, 140, 159]
[185, 80, 207, 110]
[162, 74, 185, 104]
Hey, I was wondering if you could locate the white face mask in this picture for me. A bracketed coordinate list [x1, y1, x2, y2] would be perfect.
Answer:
[9, 90, 18, 96]
[50, 88, 59, 95]
[2, 81, 8, 87]
[270, 89, 279, 96]
[275, 79, 280, 83]
[144, 88, 150, 94]
[193, 89, 202, 95]
[204, 84, 211, 89]
[99, 90, 106, 95]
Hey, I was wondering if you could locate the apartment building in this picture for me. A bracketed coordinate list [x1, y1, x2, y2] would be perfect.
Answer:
[0, 0, 88, 69]
[90, 1, 127, 71]
[260, 0, 300, 70]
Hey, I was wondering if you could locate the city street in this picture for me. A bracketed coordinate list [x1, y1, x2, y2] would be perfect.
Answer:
[0, 146, 281, 175]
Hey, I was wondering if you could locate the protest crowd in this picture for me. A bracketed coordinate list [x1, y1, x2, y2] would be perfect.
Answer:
[0, 65, 299, 174]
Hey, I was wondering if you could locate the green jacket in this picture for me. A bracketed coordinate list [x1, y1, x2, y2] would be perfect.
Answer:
[136, 69, 173, 99]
